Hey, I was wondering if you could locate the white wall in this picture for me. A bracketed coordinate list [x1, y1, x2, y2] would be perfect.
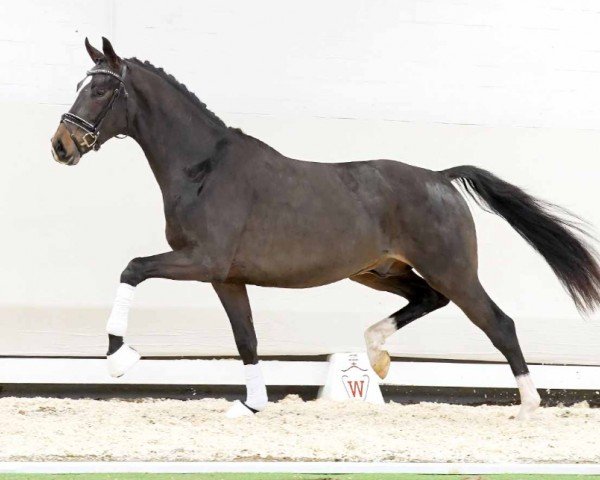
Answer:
[0, 0, 599, 364]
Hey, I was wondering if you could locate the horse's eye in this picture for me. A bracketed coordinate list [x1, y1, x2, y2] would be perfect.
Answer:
[95, 88, 106, 96]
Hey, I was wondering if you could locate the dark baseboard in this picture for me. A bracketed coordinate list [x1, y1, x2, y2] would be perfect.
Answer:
[1, 383, 598, 407]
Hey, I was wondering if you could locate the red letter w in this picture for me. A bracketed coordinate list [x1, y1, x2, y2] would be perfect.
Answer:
[347, 380, 365, 397]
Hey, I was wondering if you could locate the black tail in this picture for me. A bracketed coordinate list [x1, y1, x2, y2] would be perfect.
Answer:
[443, 165, 600, 314]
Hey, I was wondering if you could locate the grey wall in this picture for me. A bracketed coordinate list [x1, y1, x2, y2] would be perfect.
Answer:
[0, 0, 598, 364]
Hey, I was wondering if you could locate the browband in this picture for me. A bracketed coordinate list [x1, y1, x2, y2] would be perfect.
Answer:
[76, 67, 127, 91]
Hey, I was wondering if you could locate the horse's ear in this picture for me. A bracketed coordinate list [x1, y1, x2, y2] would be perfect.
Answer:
[101, 37, 122, 70]
[85, 37, 104, 64]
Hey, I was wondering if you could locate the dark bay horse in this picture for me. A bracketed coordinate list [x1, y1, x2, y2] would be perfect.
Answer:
[51, 38, 600, 419]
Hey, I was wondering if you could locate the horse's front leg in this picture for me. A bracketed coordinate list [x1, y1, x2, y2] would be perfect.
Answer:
[213, 282, 268, 418]
[106, 249, 206, 377]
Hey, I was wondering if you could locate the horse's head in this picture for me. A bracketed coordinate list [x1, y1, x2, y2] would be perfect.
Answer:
[51, 37, 129, 166]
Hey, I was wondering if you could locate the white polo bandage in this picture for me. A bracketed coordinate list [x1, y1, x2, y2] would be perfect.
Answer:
[106, 283, 136, 336]
[107, 343, 141, 378]
[244, 363, 268, 411]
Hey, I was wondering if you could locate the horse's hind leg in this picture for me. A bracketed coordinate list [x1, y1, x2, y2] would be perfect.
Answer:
[213, 282, 268, 418]
[351, 269, 449, 379]
[421, 269, 541, 420]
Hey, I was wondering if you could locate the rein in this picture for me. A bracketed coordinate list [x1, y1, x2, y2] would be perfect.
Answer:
[61, 65, 129, 152]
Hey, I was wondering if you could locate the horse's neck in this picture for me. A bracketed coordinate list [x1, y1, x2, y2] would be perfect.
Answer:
[128, 64, 228, 195]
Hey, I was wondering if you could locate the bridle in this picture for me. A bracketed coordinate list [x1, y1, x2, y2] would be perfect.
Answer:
[61, 64, 129, 152]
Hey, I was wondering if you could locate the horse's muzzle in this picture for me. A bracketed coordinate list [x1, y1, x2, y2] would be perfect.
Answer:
[51, 125, 81, 166]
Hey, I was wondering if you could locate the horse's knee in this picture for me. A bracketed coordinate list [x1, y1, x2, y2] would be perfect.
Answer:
[120, 257, 146, 286]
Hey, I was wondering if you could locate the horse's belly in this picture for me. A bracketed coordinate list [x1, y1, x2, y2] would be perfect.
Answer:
[226, 222, 383, 287]
[227, 255, 374, 288]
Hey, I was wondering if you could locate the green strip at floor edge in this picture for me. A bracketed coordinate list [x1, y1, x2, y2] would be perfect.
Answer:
[2, 474, 600, 480]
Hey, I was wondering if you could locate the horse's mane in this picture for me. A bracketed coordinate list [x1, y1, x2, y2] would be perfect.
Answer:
[127, 57, 227, 129]
[127, 57, 278, 153]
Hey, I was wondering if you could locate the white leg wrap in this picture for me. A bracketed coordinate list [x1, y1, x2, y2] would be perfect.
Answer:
[516, 373, 541, 420]
[107, 344, 141, 378]
[106, 283, 136, 336]
[364, 316, 396, 379]
[244, 363, 268, 411]
[105, 283, 140, 378]
[225, 363, 268, 418]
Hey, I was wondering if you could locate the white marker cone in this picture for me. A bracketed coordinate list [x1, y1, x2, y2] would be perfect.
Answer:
[318, 352, 384, 404]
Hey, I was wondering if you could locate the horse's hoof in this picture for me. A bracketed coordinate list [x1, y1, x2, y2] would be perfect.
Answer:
[107, 344, 140, 378]
[225, 400, 261, 418]
[371, 350, 391, 379]
[517, 392, 542, 421]
[516, 396, 541, 421]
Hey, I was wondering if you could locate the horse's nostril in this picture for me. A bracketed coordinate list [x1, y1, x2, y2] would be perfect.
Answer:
[53, 139, 69, 160]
